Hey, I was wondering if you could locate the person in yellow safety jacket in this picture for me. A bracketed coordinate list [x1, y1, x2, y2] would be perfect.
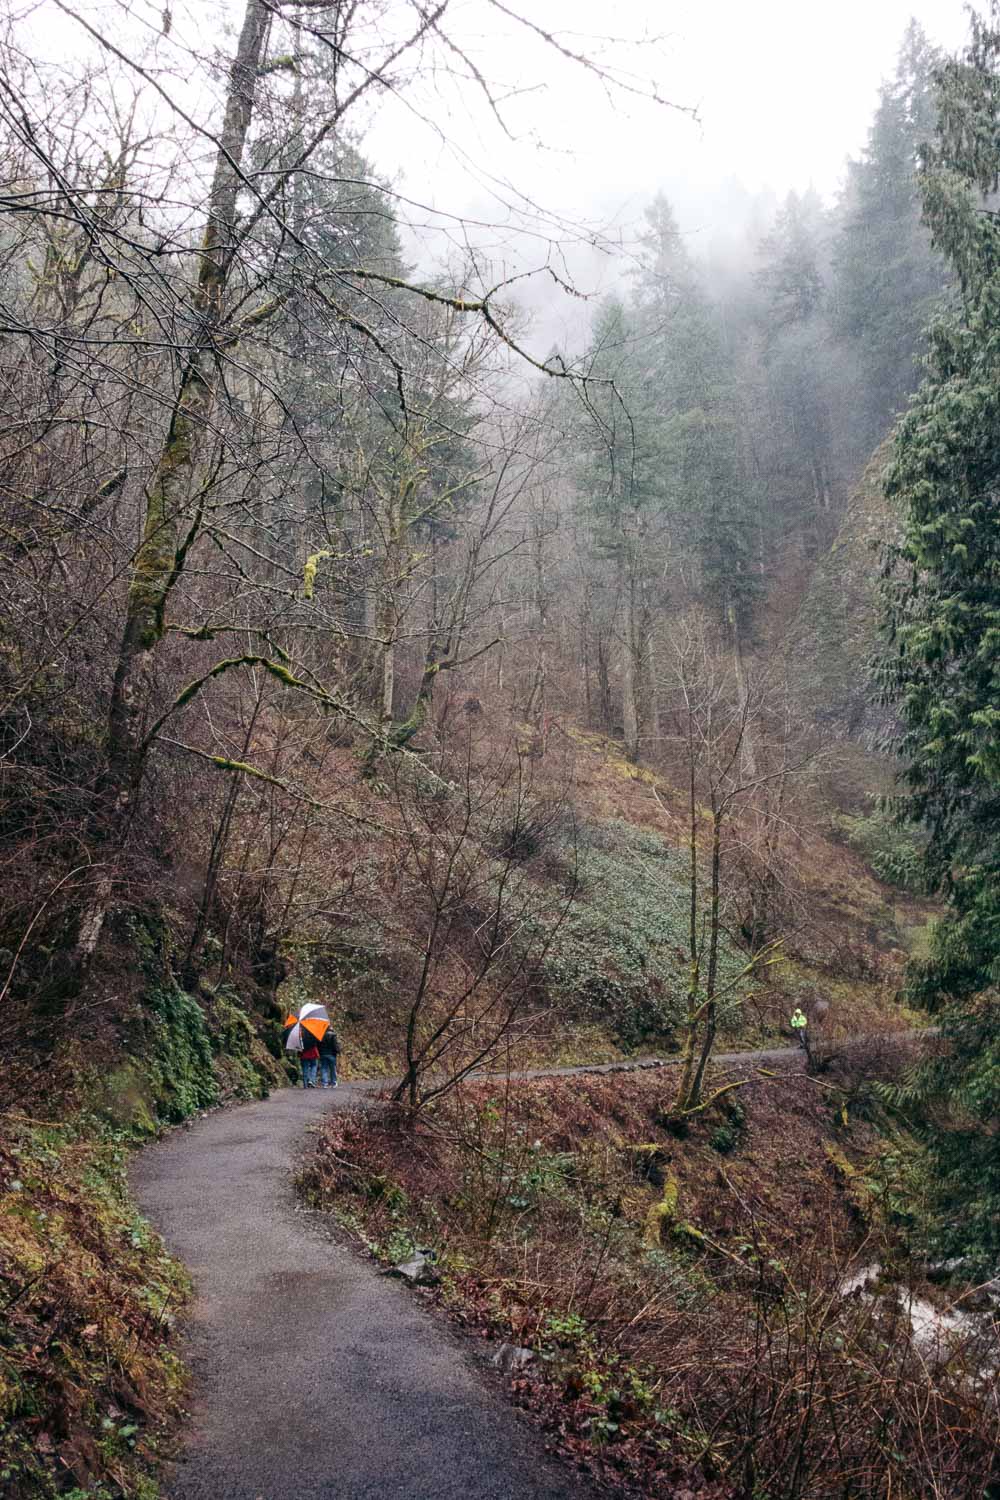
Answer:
[790, 1007, 808, 1047]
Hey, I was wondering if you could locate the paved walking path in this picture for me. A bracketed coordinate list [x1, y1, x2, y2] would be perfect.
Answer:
[132, 1084, 597, 1500]
[133, 1033, 923, 1498]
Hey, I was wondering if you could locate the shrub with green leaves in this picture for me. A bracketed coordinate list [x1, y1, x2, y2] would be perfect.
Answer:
[837, 808, 926, 892]
[876, 9, 1000, 1276]
[708, 1096, 747, 1155]
[141, 979, 219, 1123]
[117, 911, 278, 1124]
[541, 820, 748, 1049]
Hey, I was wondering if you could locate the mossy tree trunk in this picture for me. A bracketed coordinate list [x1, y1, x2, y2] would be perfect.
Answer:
[674, 788, 730, 1115]
[596, 628, 614, 731]
[643, 613, 661, 751]
[667, 624, 787, 1115]
[370, 448, 432, 727]
[687, 801, 723, 1108]
[181, 681, 266, 988]
[381, 442, 506, 754]
[375, 475, 406, 727]
[619, 507, 650, 764]
[70, 0, 272, 976]
[675, 711, 704, 1110]
[620, 553, 641, 763]
[729, 602, 757, 780]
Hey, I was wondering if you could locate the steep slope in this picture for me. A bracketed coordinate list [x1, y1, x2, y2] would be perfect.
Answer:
[0, 704, 930, 1497]
[303, 1054, 999, 1498]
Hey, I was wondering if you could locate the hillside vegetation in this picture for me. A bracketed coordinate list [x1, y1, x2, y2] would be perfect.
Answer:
[3, 2, 1000, 1496]
[0, 708, 934, 1497]
[302, 1058, 999, 1499]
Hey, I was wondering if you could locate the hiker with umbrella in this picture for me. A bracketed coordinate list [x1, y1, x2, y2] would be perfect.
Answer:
[284, 1002, 331, 1089]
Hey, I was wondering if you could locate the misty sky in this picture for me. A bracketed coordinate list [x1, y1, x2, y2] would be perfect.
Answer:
[23, 0, 975, 347]
[365, 2, 967, 242]
[28, 2, 973, 236]
[356, 0, 972, 346]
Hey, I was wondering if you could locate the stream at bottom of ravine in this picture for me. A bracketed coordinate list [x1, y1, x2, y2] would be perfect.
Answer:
[838, 1260, 999, 1381]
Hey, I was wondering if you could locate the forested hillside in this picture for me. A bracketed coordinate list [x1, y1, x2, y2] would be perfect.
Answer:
[1, 3, 998, 1498]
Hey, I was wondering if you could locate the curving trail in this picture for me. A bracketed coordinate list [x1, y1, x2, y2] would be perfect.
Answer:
[132, 1083, 596, 1500]
[133, 1036, 921, 1498]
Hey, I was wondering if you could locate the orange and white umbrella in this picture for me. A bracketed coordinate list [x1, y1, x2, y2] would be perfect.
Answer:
[283, 1001, 330, 1051]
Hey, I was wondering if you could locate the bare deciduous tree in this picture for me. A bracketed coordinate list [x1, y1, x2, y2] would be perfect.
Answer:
[386, 735, 575, 1112]
[647, 617, 808, 1113]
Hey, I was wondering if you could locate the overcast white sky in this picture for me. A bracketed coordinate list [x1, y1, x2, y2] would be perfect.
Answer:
[28, 2, 973, 232]
[354, 0, 973, 343]
[23, 0, 975, 344]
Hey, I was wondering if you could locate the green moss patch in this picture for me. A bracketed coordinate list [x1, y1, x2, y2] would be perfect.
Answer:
[0, 1118, 188, 1498]
[0, 914, 284, 1497]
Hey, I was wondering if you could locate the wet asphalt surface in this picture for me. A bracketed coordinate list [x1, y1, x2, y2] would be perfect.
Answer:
[132, 1082, 599, 1500]
[131, 1037, 917, 1499]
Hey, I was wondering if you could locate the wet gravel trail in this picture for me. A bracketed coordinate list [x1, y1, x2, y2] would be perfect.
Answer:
[132, 1083, 597, 1500]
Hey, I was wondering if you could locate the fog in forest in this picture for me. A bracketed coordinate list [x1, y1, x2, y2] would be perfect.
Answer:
[362, 0, 973, 344]
[3, 3, 1000, 1497]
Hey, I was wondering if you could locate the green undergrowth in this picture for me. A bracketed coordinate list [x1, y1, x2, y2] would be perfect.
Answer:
[117, 914, 283, 1124]
[541, 819, 752, 1050]
[273, 776, 916, 1076]
[70, 977, 282, 1139]
[202, 985, 284, 1102]
[0, 1117, 188, 1498]
[68, 975, 283, 1142]
[834, 805, 927, 893]
[141, 981, 217, 1122]
[0, 909, 286, 1497]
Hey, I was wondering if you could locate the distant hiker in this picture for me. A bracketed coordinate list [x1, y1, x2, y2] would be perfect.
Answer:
[790, 1007, 808, 1049]
[300, 1037, 320, 1089]
[319, 1026, 340, 1089]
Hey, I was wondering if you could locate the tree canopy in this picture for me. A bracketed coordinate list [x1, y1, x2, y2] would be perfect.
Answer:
[880, 2, 1000, 1271]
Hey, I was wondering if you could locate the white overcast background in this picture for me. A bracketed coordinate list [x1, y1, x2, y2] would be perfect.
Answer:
[22, 0, 975, 347]
[361, 0, 972, 345]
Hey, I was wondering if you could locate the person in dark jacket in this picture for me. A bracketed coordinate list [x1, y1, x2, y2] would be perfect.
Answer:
[300, 1037, 320, 1088]
[318, 1027, 340, 1089]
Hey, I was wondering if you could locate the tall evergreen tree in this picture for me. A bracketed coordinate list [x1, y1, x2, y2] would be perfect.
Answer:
[755, 190, 842, 551]
[757, 189, 827, 330]
[834, 22, 948, 441]
[880, 4, 1000, 1272]
[571, 295, 667, 759]
[633, 196, 758, 638]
